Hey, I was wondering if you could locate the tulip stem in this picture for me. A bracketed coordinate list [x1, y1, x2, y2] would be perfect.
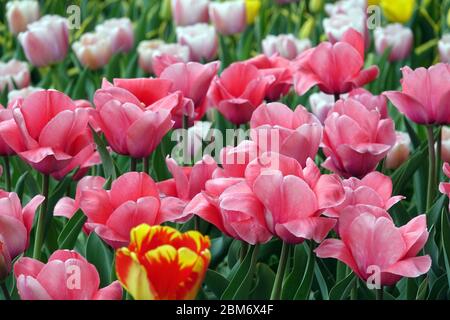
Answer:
[436, 126, 442, 182]
[2, 157, 11, 191]
[240, 242, 248, 262]
[143, 156, 150, 174]
[32, 174, 50, 260]
[334, 93, 340, 103]
[130, 158, 137, 172]
[270, 241, 290, 300]
[0, 282, 11, 300]
[426, 126, 436, 211]
[376, 287, 384, 300]
[182, 115, 190, 165]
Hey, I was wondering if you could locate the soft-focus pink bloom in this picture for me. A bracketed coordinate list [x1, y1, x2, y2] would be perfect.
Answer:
[0, 189, 44, 260]
[209, 1, 246, 35]
[316, 210, 431, 286]
[309, 92, 335, 124]
[79, 172, 187, 248]
[95, 18, 134, 54]
[176, 23, 218, 62]
[171, 0, 209, 26]
[322, 98, 396, 178]
[0, 105, 15, 156]
[323, 9, 367, 44]
[439, 163, 450, 208]
[137, 40, 190, 75]
[0, 59, 30, 92]
[213, 140, 260, 179]
[72, 32, 113, 70]
[325, 172, 404, 218]
[441, 127, 450, 163]
[384, 64, 450, 125]
[374, 24, 413, 62]
[18, 15, 69, 67]
[324, 0, 366, 16]
[294, 29, 379, 95]
[14, 250, 122, 300]
[159, 61, 220, 126]
[7, 86, 42, 107]
[247, 154, 344, 244]
[245, 54, 293, 100]
[0, 240, 11, 281]
[6, 0, 39, 35]
[439, 34, 450, 63]
[385, 131, 411, 170]
[93, 78, 177, 158]
[348, 88, 388, 119]
[262, 34, 311, 60]
[250, 102, 322, 167]
[208, 62, 274, 125]
[0, 90, 97, 178]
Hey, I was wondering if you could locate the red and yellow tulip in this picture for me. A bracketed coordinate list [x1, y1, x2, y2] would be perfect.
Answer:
[115, 224, 211, 300]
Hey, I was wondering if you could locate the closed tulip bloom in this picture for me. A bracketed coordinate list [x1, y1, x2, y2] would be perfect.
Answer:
[14, 250, 122, 300]
[18, 15, 69, 67]
[176, 23, 218, 62]
[208, 62, 274, 125]
[245, 54, 293, 100]
[72, 32, 113, 70]
[384, 64, 450, 125]
[0, 59, 30, 92]
[380, 0, 415, 24]
[171, 0, 209, 26]
[245, 0, 261, 25]
[294, 29, 379, 96]
[325, 0, 366, 16]
[374, 24, 413, 62]
[441, 127, 450, 163]
[385, 131, 411, 170]
[247, 154, 344, 244]
[137, 40, 190, 74]
[214, 140, 259, 178]
[95, 18, 134, 54]
[322, 98, 396, 178]
[250, 103, 322, 167]
[348, 88, 389, 119]
[0, 190, 44, 261]
[316, 210, 431, 286]
[209, 1, 246, 35]
[438, 34, 450, 63]
[6, 0, 40, 35]
[93, 78, 177, 158]
[0, 240, 11, 281]
[309, 92, 335, 124]
[323, 9, 366, 44]
[0, 105, 15, 156]
[0, 90, 97, 178]
[79, 172, 187, 248]
[116, 224, 210, 300]
[262, 34, 311, 60]
[325, 172, 404, 218]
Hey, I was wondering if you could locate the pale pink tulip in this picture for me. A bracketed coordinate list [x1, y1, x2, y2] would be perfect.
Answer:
[72, 32, 113, 70]
[348, 88, 388, 119]
[374, 24, 413, 62]
[6, 0, 40, 35]
[262, 34, 311, 60]
[209, 1, 246, 35]
[171, 0, 210, 26]
[176, 23, 218, 62]
[0, 59, 30, 92]
[95, 18, 134, 54]
[309, 92, 335, 124]
[439, 34, 450, 63]
[385, 131, 411, 170]
[137, 40, 190, 74]
[441, 127, 450, 163]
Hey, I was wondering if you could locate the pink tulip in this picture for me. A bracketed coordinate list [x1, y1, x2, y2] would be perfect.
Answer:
[209, 1, 246, 35]
[176, 23, 218, 62]
[137, 40, 190, 75]
[316, 210, 431, 286]
[208, 62, 274, 125]
[95, 18, 134, 54]
[384, 64, 450, 125]
[262, 34, 311, 60]
[245, 54, 293, 101]
[93, 78, 177, 158]
[439, 34, 450, 63]
[439, 163, 450, 208]
[0, 59, 30, 92]
[325, 172, 404, 218]
[7, 86, 42, 107]
[0, 240, 11, 281]
[72, 32, 113, 70]
[324, 0, 366, 16]
[0, 90, 97, 178]
[247, 153, 344, 244]
[18, 15, 69, 67]
[171, 0, 210, 26]
[0, 105, 15, 156]
[214, 140, 260, 178]
[348, 88, 389, 119]
[294, 29, 379, 96]
[250, 102, 322, 167]
[6, 0, 39, 35]
[323, 9, 366, 44]
[322, 98, 396, 178]
[0, 189, 44, 260]
[385, 131, 411, 170]
[159, 61, 220, 127]
[374, 24, 413, 62]
[184, 177, 272, 245]
[14, 250, 122, 300]
[78, 172, 187, 248]
[309, 93, 335, 124]
[441, 127, 450, 163]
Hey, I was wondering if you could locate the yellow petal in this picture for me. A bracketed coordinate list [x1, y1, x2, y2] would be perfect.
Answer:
[245, 0, 261, 25]
[380, 0, 416, 23]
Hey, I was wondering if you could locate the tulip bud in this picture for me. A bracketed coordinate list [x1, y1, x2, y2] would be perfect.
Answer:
[137, 40, 190, 74]
[385, 131, 411, 170]
[309, 0, 323, 13]
[441, 127, 450, 163]
[95, 18, 134, 54]
[439, 34, 450, 64]
[309, 92, 334, 124]
[6, 0, 40, 35]
[176, 23, 218, 62]
[323, 9, 366, 43]
[170, 0, 209, 26]
[380, 0, 415, 24]
[209, 1, 246, 35]
[72, 32, 113, 70]
[374, 24, 413, 61]
[299, 16, 315, 39]
[262, 34, 311, 60]
[0, 241, 11, 281]
[0, 59, 30, 92]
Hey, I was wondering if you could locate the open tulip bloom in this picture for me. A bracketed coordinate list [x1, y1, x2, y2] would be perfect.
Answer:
[2, 0, 450, 303]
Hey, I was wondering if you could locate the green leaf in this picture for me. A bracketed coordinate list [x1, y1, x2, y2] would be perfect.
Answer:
[427, 194, 447, 227]
[85, 232, 114, 287]
[293, 243, 316, 300]
[14, 171, 29, 199]
[416, 277, 428, 300]
[282, 243, 308, 299]
[441, 207, 450, 288]
[71, 68, 89, 100]
[57, 210, 87, 249]
[204, 269, 229, 299]
[329, 272, 356, 300]
[250, 263, 276, 300]
[92, 130, 117, 180]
